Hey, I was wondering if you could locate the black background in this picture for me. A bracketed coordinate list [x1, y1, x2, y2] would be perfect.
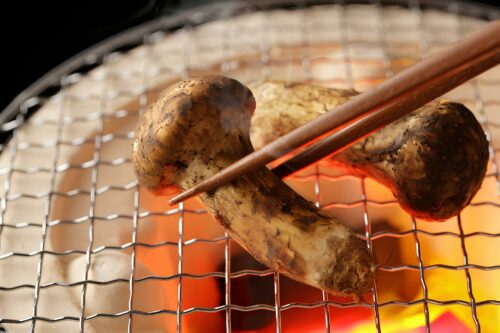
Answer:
[0, 0, 498, 112]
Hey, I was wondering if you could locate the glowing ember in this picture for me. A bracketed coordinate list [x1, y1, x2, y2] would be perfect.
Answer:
[135, 157, 500, 332]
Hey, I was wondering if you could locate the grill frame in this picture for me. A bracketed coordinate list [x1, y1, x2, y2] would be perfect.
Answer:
[1, 1, 500, 332]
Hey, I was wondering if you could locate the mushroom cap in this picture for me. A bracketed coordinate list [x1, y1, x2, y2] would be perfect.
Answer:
[132, 76, 255, 193]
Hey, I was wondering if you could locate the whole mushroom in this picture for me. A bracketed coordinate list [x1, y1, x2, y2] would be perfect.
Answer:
[250, 81, 489, 221]
[132, 76, 374, 296]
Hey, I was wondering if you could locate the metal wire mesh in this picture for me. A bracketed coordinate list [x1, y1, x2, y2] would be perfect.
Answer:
[0, 0, 499, 332]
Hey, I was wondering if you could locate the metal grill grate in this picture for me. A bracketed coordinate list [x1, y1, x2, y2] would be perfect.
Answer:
[1, 1, 499, 332]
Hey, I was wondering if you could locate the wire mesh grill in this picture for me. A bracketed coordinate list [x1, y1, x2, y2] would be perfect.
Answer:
[1, 1, 499, 332]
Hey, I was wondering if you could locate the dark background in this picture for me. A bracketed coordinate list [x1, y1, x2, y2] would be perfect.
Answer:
[0, 0, 498, 112]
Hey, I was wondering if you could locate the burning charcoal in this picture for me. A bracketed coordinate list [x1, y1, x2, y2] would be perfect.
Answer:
[217, 251, 275, 330]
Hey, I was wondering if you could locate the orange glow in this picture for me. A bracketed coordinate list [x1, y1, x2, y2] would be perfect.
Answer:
[135, 159, 499, 332]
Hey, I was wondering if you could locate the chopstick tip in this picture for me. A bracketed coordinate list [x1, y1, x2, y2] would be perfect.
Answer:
[169, 187, 198, 205]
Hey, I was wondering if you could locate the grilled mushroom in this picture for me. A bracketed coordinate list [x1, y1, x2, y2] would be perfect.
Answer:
[132, 76, 374, 296]
[250, 81, 489, 221]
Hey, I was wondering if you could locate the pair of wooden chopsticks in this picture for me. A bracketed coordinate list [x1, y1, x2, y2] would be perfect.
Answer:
[169, 20, 500, 205]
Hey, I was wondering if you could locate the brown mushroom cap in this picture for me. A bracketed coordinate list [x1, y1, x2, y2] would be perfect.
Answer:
[132, 75, 255, 194]
[332, 101, 489, 220]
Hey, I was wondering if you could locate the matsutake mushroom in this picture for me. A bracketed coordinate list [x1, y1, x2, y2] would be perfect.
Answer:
[132, 76, 374, 296]
[250, 81, 489, 221]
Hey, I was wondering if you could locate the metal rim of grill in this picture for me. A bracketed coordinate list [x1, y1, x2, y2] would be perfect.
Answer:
[0, 0, 499, 332]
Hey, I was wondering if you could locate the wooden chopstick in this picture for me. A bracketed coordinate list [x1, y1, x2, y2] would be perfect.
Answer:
[273, 44, 500, 178]
[169, 20, 500, 205]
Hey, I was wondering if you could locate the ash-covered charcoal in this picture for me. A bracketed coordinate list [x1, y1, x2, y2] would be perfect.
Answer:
[250, 81, 489, 221]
